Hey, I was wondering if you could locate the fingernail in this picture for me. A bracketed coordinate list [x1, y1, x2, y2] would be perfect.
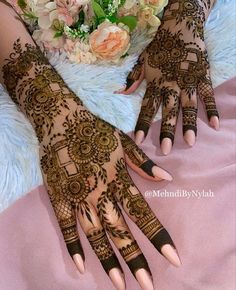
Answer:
[135, 268, 154, 290]
[73, 254, 85, 274]
[161, 138, 172, 155]
[210, 116, 220, 131]
[161, 244, 181, 267]
[152, 166, 173, 181]
[135, 130, 145, 145]
[184, 130, 196, 147]
[109, 268, 126, 290]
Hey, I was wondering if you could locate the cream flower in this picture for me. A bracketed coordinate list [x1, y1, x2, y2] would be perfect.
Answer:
[89, 21, 130, 61]
[140, 0, 168, 14]
[138, 6, 161, 28]
[123, 0, 137, 10]
[33, 28, 65, 50]
[66, 40, 97, 64]
[35, 1, 58, 29]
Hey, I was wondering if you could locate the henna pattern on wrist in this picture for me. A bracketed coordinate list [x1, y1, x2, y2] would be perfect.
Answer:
[2, 40, 83, 141]
[163, 0, 212, 40]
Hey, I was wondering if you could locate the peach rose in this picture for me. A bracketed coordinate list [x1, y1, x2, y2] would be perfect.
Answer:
[89, 21, 130, 61]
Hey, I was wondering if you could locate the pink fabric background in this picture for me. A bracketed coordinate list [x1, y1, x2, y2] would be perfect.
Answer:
[0, 78, 235, 290]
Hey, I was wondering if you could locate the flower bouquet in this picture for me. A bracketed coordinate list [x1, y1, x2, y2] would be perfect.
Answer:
[15, 0, 168, 64]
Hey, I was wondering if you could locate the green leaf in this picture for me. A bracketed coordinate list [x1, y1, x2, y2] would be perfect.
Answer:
[107, 15, 118, 23]
[117, 16, 137, 31]
[17, 0, 27, 9]
[92, 0, 106, 18]
[54, 31, 63, 38]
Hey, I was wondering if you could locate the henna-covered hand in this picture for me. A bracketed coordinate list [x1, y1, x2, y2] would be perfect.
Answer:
[120, 0, 219, 155]
[0, 5, 181, 289]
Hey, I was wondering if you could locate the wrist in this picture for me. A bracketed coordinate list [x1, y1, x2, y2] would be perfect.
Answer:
[161, 0, 215, 40]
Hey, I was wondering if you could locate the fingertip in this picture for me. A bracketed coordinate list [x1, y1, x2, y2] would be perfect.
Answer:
[161, 244, 182, 268]
[161, 138, 172, 155]
[114, 86, 127, 94]
[184, 130, 196, 147]
[209, 116, 220, 131]
[109, 268, 126, 290]
[73, 253, 85, 274]
[135, 269, 154, 290]
[135, 130, 145, 145]
[152, 166, 173, 181]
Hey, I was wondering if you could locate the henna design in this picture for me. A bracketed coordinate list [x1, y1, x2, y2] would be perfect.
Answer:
[163, 0, 212, 40]
[3, 39, 176, 277]
[141, 28, 218, 140]
[125, 54, 144, 89]
[119, 132, 157, 177]
[87, 228, 121, 273]
[147, 29, 210, 97]
[135, 79, 162, 136]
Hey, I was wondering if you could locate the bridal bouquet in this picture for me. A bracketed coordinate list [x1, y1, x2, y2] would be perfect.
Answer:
[15, 0, 168, 64]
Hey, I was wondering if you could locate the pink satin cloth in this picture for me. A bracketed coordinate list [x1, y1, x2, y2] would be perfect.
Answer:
[0, 78, 235, 290]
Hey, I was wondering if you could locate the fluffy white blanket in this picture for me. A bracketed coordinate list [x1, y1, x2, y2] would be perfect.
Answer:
[0, 0, 236, 212]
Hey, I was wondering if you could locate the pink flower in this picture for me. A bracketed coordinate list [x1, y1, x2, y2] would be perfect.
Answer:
[56, 0, 81, 26]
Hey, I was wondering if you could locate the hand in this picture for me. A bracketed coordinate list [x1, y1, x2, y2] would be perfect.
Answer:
[0, 7, 181, 288]
[118, 0, 219, 155]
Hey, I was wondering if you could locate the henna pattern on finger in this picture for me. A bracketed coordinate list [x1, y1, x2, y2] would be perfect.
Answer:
[126, 54, 145, 89]
[135, 79, 162, 137]
[198, 81, 219, 119]
[119, 132, 157, 177]
[87, 228, 122, 273]
[160, 86, 180, 143]
[112, 159, 175, 256]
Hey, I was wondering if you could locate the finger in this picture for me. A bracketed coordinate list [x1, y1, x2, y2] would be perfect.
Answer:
[181, 89, 198, 147]
[119, 131, 172, 181]
[116, 54, 145, 95]
[198, 75, 220, 130]
[135, 79, 162, 144]
[77, 200, 126, 290]
[52, 197, 85, 273]
[113, 168, 181, 267]
[160, 86, 180, 155]
[97, 180, 154, 289]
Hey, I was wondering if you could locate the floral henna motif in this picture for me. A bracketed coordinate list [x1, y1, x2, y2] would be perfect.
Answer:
[2, 39, 82, 141]
[135, 79, 162, 137]
[144, 28, 218, 140]
[147, 29, 210, 97]
[159, 86, 180, 143]
[163, 0, 212, 40]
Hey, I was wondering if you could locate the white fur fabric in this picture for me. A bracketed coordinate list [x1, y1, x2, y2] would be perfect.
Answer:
[0, 0, 236, 212]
